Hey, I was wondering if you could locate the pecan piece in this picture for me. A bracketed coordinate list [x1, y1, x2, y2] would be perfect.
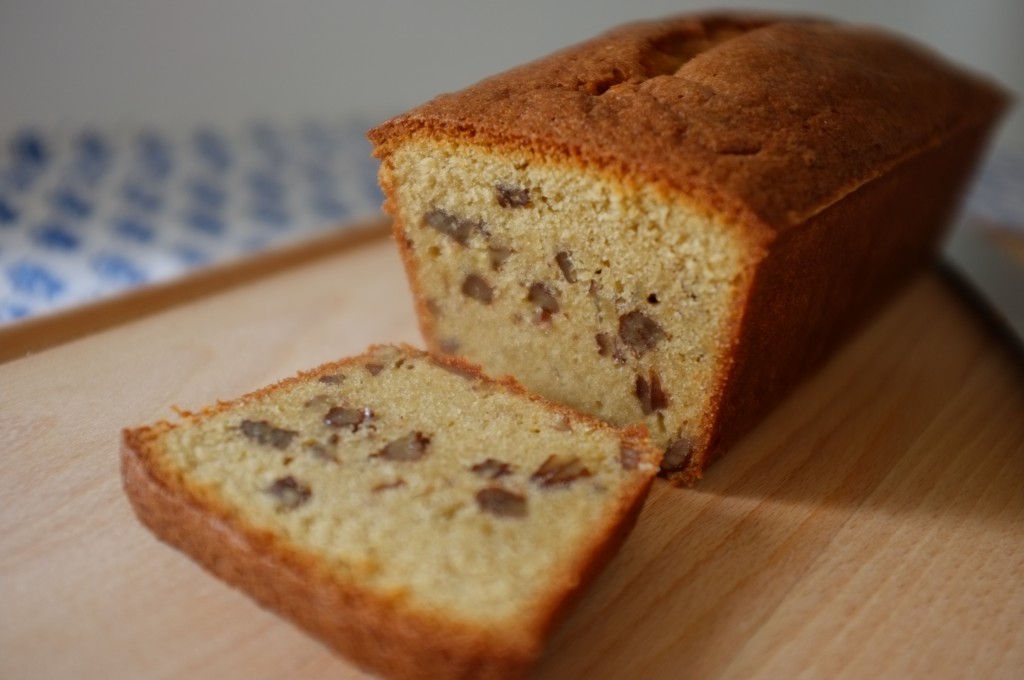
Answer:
[596, 332, 627, 364]
[423, 208, 482, 245]
[324, 406, 373, 431]
[555, 251, 577, 283]
[488, 245, 513, 271]
[373, 432, 431, 462]
[527, 282, 559, 322]
[494, 183, 531, 208]
[461, 273, 494, 304]
[620, 445, 644, 470]
[471, 458, 514, 479]
[265, 475, 311, 510]
[239, 419, 297, 450]
[618, 310, 666, 356]
[635, 371, 669, 414]
[662, 436, 694, 474]
[476, 487, 527, 518]
[317, 373, 345, 385]
[364, 363, 385, 376]
[531, 454, 592, 487]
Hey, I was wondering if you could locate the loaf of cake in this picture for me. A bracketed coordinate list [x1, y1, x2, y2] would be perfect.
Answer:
[121, 345, 661, 680]
[369, 13, 1009, 484]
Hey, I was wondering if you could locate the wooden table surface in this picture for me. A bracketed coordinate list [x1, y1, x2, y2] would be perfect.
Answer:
[1, 232, 1022, 680]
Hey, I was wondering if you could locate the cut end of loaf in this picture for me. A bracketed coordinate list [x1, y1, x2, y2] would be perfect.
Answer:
[380, 138, 764, 481]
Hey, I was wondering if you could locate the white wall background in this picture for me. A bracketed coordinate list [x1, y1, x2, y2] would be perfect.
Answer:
[0, 0, 1021, 148]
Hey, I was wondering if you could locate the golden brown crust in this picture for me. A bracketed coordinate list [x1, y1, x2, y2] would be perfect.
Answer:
[121, 346, 661, 679]
[687, 120, 1000, 484]
[369, 12, 1010, 486]
[370, 13, 1008, 234]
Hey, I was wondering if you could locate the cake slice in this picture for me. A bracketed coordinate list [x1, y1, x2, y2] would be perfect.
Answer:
[121, 345, 661, 680]
[369, 13, 1009, 484]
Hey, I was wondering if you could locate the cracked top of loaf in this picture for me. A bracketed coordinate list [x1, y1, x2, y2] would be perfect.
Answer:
[370, 13, 1008, 235]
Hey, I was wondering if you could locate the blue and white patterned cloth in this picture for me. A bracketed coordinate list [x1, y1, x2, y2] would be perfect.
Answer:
[0, 122, 1021, 327]
[0, 119, 384, 324]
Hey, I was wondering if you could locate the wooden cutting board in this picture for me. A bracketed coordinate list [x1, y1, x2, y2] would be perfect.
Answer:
[1, 231, 1022, 680]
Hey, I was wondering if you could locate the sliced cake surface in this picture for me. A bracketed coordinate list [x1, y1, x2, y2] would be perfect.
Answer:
[122, 345, 660, 680]
[369, 12, 1009, 483]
